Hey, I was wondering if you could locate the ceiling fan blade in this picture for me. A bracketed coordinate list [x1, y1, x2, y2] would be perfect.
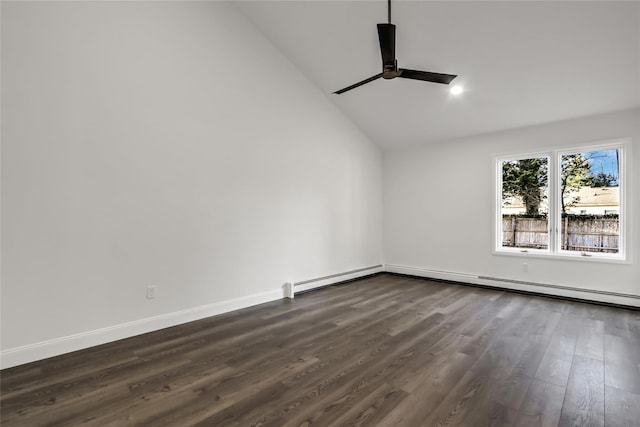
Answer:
[398, 68, 457, 85]
[333, 73, 383, 95]
[377, 23, 396, 68]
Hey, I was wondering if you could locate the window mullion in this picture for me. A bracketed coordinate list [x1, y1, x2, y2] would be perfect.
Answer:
[549, 151, 558, 254]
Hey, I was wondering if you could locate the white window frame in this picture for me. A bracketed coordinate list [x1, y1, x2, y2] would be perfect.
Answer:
[494, 139, 629, 263]
[496, 152, 551, 255]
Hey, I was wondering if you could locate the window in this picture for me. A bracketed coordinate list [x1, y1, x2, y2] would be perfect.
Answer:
[500, 155, 549, 250]
[496, 141, 626, 260]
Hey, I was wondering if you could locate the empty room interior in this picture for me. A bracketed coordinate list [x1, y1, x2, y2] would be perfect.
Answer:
[1, 0, 640, 425]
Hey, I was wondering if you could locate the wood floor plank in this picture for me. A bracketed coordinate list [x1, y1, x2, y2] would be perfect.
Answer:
[249, 314, 448, 426]
[574, 319, 605, 361]
[419, 367, 490, 426]
[623, 310, 640, 341]
[604, 385, 640, 426]
[0, 353, 192, 419]
[559, 355, 605, 427]
[3, 273, 639, 427]
[379, 352, 475, 426]
[515, 379, 566, 427]
[604, 333, 640, 393]
[323, 382, 408, 427]
[534, 330, 578, 388]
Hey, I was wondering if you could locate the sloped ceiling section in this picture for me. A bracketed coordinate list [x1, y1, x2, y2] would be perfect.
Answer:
[235, 1, 640, 149]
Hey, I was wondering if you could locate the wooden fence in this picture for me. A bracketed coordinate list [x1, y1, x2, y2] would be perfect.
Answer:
[502, 215, 619, 253]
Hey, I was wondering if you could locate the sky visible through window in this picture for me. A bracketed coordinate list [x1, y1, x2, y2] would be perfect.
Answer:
[583, 149, 619, 182]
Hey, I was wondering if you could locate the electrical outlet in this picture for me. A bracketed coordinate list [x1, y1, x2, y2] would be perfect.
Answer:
[522, 263, 529, 273]
[146, 285, 156, 300]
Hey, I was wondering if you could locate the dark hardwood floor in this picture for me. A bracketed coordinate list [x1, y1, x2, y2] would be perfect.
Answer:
[2, 274, 640, 426]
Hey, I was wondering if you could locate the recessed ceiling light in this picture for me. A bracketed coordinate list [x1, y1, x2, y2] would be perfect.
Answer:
[450, 85, 464, 95]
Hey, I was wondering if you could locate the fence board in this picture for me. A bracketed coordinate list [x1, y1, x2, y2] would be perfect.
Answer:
[501, 216, 619, 253]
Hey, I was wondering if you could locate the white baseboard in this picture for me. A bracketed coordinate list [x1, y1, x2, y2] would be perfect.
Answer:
[1, 288, 283, 370]
[13, 262, 633, 370]
[385, 264, 640, 308]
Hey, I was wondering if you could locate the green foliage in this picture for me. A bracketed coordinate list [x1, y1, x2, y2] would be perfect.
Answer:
[503, 213, 548, 219]
[560, 153, 593, 213]
[502, 158, 548, 215]
[561, 213, 619, 220]
[592, 171, 618, 187]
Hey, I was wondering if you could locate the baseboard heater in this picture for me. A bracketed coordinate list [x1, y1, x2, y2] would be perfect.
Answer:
[476, 275, 640, 301]
[285, 265, 383, 298]
[384, 264, 640, 307]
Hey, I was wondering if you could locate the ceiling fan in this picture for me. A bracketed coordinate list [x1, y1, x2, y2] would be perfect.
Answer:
[333, 0, 457, 95]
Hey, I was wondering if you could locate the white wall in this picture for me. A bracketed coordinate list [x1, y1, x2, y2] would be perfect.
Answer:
[384, 108, 639, 303]
[1, 1, 382, 366]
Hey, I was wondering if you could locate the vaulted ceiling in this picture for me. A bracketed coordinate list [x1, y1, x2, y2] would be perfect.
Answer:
[235, 1, 640, 149]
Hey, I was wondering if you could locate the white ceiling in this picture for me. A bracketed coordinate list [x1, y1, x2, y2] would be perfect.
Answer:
[235, 1, 640, 150]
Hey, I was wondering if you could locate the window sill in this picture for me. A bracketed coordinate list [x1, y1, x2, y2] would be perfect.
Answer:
[493, 249, 629, 264]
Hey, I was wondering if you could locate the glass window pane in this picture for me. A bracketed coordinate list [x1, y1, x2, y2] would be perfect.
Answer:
[560, 149, 620, 254]
[501, 157, 549, 250]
